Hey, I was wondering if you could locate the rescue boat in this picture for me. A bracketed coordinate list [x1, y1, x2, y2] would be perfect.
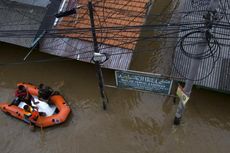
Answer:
[0, 83, 71, 128]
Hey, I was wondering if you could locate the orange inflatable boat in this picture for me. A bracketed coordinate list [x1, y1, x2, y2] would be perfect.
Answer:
[0, 83, 71, 128]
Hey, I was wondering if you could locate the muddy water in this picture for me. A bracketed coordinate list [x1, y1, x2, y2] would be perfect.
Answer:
[0, 0, 230, 153]
[131, 0, 179, 73]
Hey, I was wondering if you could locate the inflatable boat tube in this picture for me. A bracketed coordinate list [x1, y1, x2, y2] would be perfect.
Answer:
[0, 83, 71, 128]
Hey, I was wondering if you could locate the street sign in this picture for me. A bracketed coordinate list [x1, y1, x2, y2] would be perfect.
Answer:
[115, 70, 173, 95]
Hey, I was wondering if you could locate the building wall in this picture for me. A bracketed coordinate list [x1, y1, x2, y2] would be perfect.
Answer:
[8, 0, 51, 7]
[0, 1, 47, 47]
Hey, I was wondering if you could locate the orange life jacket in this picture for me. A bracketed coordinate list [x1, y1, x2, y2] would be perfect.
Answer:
[24, 106, 39, 121]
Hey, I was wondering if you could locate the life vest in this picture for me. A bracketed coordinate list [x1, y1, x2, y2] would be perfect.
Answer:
[29, 111, 39, 121]
[24, 106, 39, 121]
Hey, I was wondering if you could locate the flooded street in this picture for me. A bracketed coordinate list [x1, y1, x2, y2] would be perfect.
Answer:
[0, 0, 230, 153]
[0, 41, 230, 153]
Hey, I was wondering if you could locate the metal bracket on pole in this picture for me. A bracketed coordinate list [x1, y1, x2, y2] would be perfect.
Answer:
[92, 52, 109, 64]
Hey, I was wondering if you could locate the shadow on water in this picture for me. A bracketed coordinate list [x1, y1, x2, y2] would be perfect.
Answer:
[130, 0, 179, 74]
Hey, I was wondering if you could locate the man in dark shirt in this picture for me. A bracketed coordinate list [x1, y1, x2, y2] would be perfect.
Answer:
[9, 85, 34, 106]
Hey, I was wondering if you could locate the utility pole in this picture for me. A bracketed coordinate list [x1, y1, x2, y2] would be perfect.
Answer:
[88, 0, 108, 110]
[174, 0, 219, 125]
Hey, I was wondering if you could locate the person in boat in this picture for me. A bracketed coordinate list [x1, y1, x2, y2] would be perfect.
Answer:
[9, 85, 35, 106]
[23, 104, 46, 124]
[38, 84, 57, 104]
[23, 105, 39, 124]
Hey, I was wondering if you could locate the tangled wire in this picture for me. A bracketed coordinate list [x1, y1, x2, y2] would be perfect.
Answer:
[172, 5, 222, 81]
[179, 30, 220, 60]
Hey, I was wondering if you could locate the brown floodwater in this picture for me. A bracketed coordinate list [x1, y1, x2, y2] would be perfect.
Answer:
[0, 0, 230, 153]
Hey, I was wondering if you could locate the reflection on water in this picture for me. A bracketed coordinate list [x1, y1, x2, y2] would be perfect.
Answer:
[130, 0, 179, 74]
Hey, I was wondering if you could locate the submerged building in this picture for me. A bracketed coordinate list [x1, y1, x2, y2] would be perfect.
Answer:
[1, 0, 229, 93]
[0, 0, 50, 47]
[0, 0, 153, 70]
[172, 0, 230, 93]
[40, 0, 153, 70]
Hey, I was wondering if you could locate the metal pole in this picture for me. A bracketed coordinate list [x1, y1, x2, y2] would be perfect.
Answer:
[174, 0, 219, 125]
[88, 0, 107, 110]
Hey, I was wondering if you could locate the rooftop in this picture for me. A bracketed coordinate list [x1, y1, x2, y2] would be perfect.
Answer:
[56, 0, 151, 50]
[0, 1, 48, 47]
[172, 0, 230, 93]
[41, 0, 152, 70]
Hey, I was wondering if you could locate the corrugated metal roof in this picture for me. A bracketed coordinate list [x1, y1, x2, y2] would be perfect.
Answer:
[41, 37, 133, 70]
[41, 0, 152, 70]
[172, 0, 230, 93]
[7, 0, 51, 7]
[0, 1, 47, 47]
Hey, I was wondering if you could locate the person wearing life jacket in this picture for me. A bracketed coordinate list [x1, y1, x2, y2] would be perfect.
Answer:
[38, 84, 58, 105]
[9, 85, 34, 106]
[23, 105, 39, 124]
